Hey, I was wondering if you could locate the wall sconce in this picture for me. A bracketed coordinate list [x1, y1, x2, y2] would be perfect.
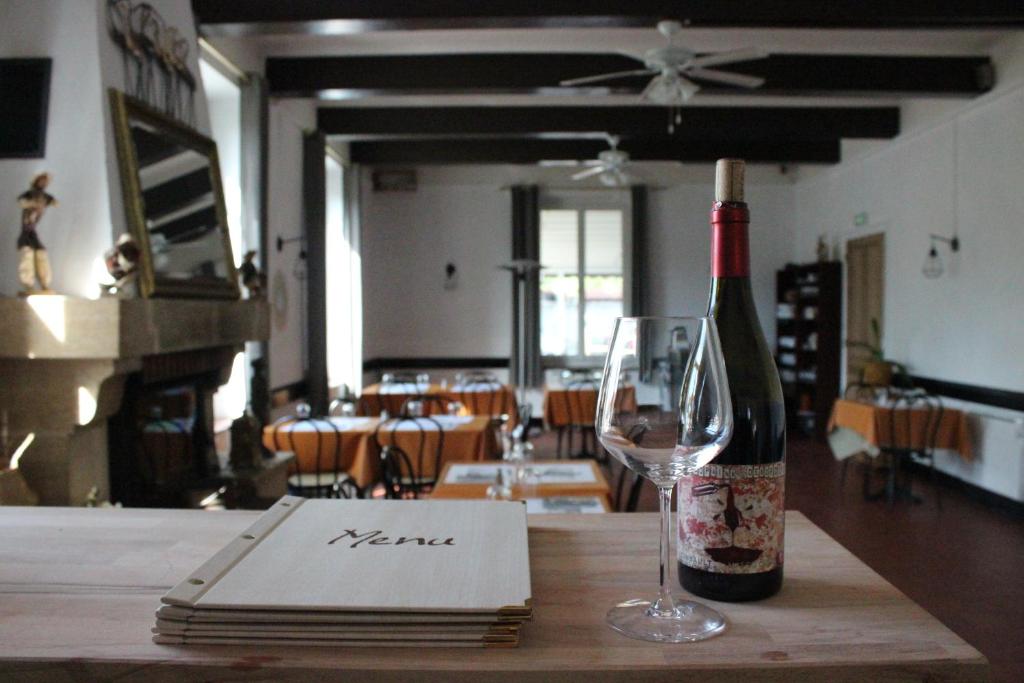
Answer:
[922, 234, 960, 279]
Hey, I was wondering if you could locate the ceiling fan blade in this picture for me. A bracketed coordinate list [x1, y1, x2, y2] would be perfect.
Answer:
[559, 69, 656, 87]
[639, 75, 664, 100]
[686, 67, 765, 89]
[685, 48, 767, 69]
[599, 167, 631, 187]
[572, 166, 608, 180]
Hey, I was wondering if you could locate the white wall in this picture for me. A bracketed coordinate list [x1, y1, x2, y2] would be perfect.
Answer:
[360, 165, 514, 360]
[647, 173, 793, 342]
[0, 0, 211, 298]
[0, 1, 109, 297]
[791, 35, 1024, 500]
[266, 99, 316, 389]
[359, 164, 792, 362]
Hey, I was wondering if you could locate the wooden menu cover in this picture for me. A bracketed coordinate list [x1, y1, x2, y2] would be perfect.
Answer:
[156, 605, 516, 624]
[161, 496, 532, 616]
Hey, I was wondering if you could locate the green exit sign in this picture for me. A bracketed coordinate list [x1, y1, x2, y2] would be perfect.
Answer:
[853, 212, 869, 226]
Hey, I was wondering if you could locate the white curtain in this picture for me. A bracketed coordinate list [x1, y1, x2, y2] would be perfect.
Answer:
[326, 156, 363, 395]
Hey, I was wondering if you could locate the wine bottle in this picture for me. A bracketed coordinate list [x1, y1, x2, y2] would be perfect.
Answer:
[677, 159, 786, 602]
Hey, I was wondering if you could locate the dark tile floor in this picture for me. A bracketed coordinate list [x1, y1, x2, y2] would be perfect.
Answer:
[529, 429, 1024, 682]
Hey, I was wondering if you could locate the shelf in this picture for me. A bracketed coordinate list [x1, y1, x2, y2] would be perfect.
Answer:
[776, 261, 842, 441]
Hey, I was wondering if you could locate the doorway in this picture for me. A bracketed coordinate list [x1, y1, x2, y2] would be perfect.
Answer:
[845, 233, 885, 384]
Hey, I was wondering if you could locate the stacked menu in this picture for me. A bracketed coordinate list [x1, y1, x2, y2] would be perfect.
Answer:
[153, 496, 532, 647]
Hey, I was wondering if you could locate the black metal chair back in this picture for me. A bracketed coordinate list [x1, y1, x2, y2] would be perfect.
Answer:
[267, 411, 361, 499]
[379, 445, 418, 499]
[511, 402, 533, 444]
[565, 379, 599, 425]
[453, 374, 506, 420]
[372, 415, 445, 497]
[875, 389, 942, 506]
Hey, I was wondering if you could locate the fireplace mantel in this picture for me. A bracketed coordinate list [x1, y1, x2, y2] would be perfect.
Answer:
[0, 296, 269, 505]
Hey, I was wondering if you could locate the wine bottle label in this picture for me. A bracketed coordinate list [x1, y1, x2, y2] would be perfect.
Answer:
[677, 462, 785, 574]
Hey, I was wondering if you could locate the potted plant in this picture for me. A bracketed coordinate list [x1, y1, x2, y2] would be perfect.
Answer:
[847, 319, 906, 386]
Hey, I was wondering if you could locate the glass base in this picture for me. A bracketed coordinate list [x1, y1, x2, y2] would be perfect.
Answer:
[606, 598, 727, 643]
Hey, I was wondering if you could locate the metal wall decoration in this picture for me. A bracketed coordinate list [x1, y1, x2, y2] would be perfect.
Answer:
[107, 0, 196, 126]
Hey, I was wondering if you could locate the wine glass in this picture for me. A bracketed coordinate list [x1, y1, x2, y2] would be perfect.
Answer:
[596, 316, 733, 642]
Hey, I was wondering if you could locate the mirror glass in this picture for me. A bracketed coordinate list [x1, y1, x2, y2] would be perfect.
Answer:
[129, 119, 230, 282]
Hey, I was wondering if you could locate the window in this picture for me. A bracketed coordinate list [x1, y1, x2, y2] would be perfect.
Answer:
[325, 152, 363, 395]
[540, 198, 629, 361]
[202, 57, 247, 422]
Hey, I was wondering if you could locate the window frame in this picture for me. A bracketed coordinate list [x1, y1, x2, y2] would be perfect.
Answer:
[539, 189, 633, 369]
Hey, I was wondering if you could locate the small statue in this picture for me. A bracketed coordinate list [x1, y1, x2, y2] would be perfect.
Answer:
[228, 410, 264, 471]
[816, 234, 829, 262]
[102, 233, 141, 297]
[16, 172, 58, 295]
[249, 358, 270, 429]
[238, 250, 265, 298]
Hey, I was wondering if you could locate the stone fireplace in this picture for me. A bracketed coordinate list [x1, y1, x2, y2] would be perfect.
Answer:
[0, 296, 268, 506]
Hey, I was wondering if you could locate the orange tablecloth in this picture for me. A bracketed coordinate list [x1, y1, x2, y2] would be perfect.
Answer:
[429, 460, 612, 506]
[357, 383, 446, 416]
[543, 385, 637, 428]
[262, 416, 498, 488]
[827, 398, 974, 461]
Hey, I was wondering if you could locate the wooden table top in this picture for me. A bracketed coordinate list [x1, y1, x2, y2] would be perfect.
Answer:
[0, 507, 986, 682]
[430, 459, 613, 505]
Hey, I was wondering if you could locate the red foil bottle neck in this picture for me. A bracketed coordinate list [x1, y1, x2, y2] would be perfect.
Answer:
[711, 201, 750, 278]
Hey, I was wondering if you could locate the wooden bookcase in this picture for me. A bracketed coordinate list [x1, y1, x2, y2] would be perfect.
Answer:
[775, 261, 842, 440]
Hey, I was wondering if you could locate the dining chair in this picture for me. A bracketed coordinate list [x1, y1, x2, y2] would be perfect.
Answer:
[871, 389, 942, 507]
[139, 414, 192, 504]
[511, 402, 533, 445]
[371, 415, 446, 498]
[266, 405, 362, 499]
[840, 382, 885, 491]
[557, 378, 600, 459]
[378, 445, 419, 499]
[452, 373, 507, 420]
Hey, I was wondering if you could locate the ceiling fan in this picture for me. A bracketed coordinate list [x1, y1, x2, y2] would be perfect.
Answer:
[571, 135, 634, 186]
[560, 20, 767, 129]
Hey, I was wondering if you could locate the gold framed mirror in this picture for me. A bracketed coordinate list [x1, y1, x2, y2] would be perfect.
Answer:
[109, 89, 239, 299]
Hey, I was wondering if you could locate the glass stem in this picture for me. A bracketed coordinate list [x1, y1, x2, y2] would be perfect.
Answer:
[649, 484, 678, 617]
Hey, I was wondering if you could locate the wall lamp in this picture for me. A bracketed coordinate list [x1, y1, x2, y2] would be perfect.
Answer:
[922, 234, 960, 279]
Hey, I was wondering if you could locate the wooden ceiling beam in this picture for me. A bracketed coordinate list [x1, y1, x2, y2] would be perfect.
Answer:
[267, 54, 992, 98]
[195, 1, 1024, 33]
[318, 106, 898, 140]
[347, 138, 840, 164]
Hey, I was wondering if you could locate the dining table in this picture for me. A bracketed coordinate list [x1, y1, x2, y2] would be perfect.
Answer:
[356, 382, 446, 417]
[827, 396, 974, 504]
[827, 397, 974, 461]
[429, 459, 613, 508]
[262, 415, 499, 489]
[358, 382, 519, 426]
[0, 506, 987, 681]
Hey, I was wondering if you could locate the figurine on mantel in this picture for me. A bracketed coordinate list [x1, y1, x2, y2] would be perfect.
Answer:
[228, 410, 265, 471]
[238, 250, 265, 298]
[102, 233, 141, 297]
[16, 172, 58, 295]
